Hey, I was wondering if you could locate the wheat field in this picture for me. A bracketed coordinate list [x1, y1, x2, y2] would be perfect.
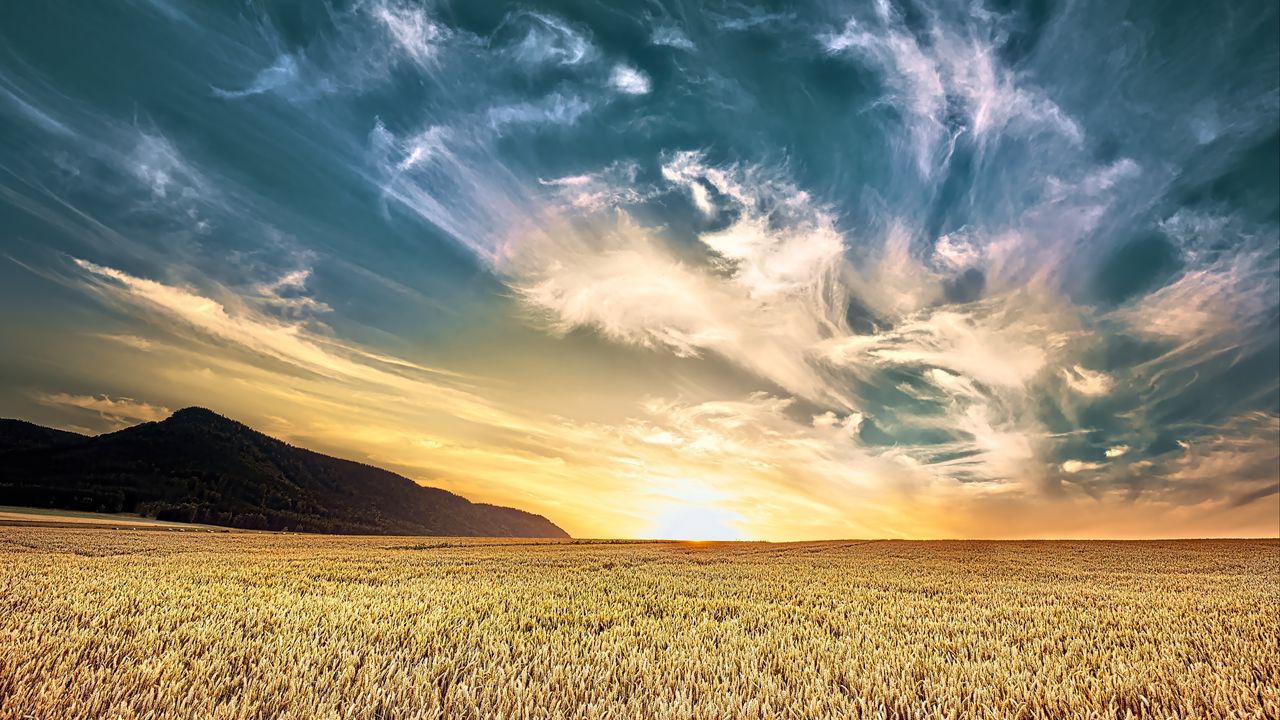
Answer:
[0, 529, 1275, 719]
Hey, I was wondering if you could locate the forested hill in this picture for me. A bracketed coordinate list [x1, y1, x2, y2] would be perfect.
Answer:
[0, 407, 568, 538]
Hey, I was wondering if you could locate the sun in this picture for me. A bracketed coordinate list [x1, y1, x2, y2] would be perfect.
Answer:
[650, 504, 747, 541]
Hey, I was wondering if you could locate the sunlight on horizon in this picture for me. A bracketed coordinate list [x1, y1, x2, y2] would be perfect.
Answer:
[649, 504, 748, 541]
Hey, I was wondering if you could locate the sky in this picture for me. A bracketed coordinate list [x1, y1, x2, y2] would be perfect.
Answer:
[1, 0, 1277, 541]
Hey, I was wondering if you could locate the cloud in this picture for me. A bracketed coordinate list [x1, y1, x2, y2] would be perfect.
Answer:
[538, 163, 646, 211]
[127, 132, 210, 204]
[372, 0, 449, 66]
[68, 258, 511, 427]
[34, 392, 171, 429]
[365, 96, 1155, 502]
[253, 269, 332, 317]
[821, 293, 1072, 391]
[502, 11, 595, 67]
[54, 257, 678, 536]
[93, 334, 156, 351]
[368, 119, 524, 264]
[650, 26, 694, 51]
[6, 0, 1275, 541]
[510, 153, 852, 405]
[1, 82, 75, 136]
[1120, 253, 1275, 343]
[609, 64, 652, 95]
[932, 230, 982, 271]
[370, 117, 858, 408]
[1060, 459, 1103, 474]
[821, 3, 1081, 176]
[1062, 365, 1113, 397]
[514, 218, 737, 358]
[486, 93, 592, 129]
[716, 10, 793, 32]
[549, 389, 1276, 540]
[212, 54, 303, 99]
[605, 393, 924, 538]
[200, 0, 463, 103]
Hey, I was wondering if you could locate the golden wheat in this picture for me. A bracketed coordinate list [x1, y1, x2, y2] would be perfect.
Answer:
[0, 529, 1275, 719]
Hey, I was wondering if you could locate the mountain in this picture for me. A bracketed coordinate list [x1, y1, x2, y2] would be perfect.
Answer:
[0, 420, 88, 454]
[0, 407, 568, 538]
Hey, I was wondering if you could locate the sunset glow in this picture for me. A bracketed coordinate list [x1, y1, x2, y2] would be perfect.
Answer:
[1, 0, 1276, 540]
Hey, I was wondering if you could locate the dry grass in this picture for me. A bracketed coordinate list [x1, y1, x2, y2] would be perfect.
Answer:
[0, 529, 1276, 719]
[0, 505, 230, 530]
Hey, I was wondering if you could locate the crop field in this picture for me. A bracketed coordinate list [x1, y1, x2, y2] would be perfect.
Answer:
[0, 529, 1276, 719]
[0, 506, 231, 531]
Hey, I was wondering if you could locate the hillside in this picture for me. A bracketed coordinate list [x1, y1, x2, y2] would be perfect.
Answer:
[0, 407, 568, 538]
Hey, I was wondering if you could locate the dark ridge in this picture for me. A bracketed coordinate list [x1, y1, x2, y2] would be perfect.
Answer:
[0, 408, 569, 538]
[0, 420, 87, 454]
[167, 406, 226, 423]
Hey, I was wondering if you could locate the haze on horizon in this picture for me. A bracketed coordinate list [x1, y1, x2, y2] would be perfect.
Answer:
[1, 0, 1276, 541]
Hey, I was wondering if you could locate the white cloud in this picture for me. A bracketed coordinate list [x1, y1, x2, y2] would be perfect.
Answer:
[368, 119, 527, 265]
[538, 163, 645, 211]
[1152, 413, 1279, 510]
[846, 221, 944, 319]
[1061, 459, 1103, 474]
[487, 93, 592, 129]
[338, 8, 1271, 528]
[815, 285, 1104, 488]
[13, 0, 1275, 542]
[1062, 365, 1113, 396]
[609, 64, 652, 95]
[660, 150, 718, 215]
[34, 392, 171, 429]
[69, 259, 519, 430]
[650, 26, 694, 50]
[926, 368, 981, 398]
[128, 132, 208, 202]
[372, 0, 449, 66]
[812, 410, 865, 437]
[253, 269, 332, 317]
[821, 295, 1064, 391]
[390, 125, 448, 173]
[1120, 253, 1275, 343]
[212, 54, 302, 99]
[511, 154, 851, 405]
[376, 142, 859, 409]
[514, 219, 735, 359]
[504, 12, 595, 67]
[821, 8, 1080, 176]
[933, 230, 982, 270]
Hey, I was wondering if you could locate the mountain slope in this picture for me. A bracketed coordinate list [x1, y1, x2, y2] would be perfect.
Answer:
[0, 420, 87, 454]
[0, 407, 568, 538]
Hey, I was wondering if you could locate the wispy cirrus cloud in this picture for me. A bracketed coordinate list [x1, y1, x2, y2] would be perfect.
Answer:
[34, 392, 171, 429]
[2, 0, 1275, 541]
[500, 11, 596, 67]
[821, 0, 1081, 176]
[372, 0, 450, 67]
[512, 153, 852, 406]
[68, 259, 500, 416]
